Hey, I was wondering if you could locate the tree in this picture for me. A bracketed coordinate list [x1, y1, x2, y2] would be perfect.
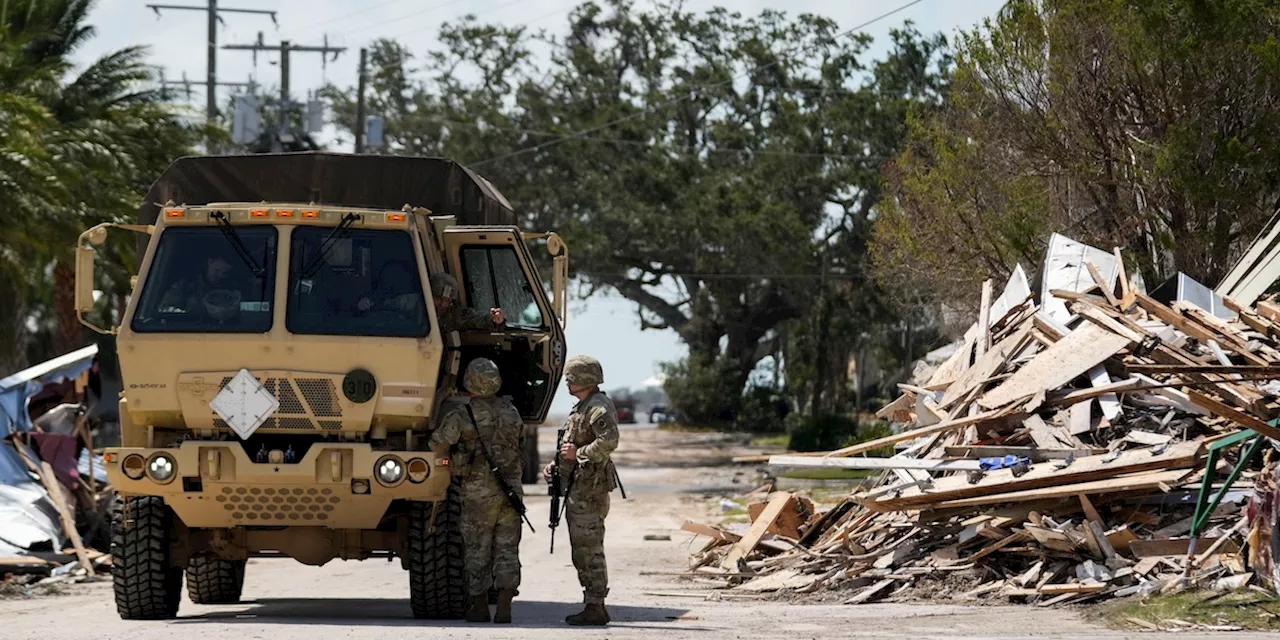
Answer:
[0, 0, 206, 369]
[325, 1, 950, 424]
[875, 0, 1280, 310]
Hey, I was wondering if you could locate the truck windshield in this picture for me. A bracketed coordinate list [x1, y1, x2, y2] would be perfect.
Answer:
[131, 226, 278, 333]
[287, 227, 429, 337]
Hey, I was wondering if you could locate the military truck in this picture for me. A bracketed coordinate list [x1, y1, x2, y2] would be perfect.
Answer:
[73, 152, 568, 620]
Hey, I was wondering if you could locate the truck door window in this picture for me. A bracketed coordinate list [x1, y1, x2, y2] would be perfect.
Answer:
[131, 226, 277, 333]
[459, 246, 545, 329]
[287, 227, 429, 338]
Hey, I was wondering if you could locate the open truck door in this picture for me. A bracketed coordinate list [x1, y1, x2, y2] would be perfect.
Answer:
[440, 227, 567, 426]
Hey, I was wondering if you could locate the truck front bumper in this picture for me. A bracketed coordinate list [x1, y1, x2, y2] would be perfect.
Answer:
[105, 441, 450, 529]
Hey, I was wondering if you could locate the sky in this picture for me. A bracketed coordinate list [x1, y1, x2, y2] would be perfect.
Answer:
[75, 0, 1007, 414]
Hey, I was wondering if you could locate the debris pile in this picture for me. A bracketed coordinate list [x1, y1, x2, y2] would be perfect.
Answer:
[686, 234, 1280, 606]
[1, 346, 112, 594]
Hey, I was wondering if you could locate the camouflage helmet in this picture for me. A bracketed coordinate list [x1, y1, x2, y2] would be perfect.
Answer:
[463, 358, 502, 397]
[564, 355, 603, 387]
[429, 272, 460, 301]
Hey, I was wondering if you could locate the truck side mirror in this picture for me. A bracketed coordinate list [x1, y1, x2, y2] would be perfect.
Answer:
[74, 246, 96, 314]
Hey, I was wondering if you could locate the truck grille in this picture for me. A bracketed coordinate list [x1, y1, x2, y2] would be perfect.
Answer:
[216, 486, 340, 522]
[210, 375, 343, 432]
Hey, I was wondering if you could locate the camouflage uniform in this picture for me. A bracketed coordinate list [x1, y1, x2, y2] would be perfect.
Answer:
[429, 272, 502, 335]
[560, 356, 619, 621]
[428, 358, 525, 623]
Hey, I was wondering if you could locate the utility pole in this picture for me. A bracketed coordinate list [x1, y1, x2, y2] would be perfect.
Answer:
[147, 2, 277, 146]
[223, 35, 346, 151]
[355, 48, 368, 154]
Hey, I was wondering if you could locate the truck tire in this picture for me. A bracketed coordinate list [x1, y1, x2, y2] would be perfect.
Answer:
[111, 495, 183, 620]
[407, 478, 466, 619]
[522, 434, 539, 485]
[185, 556, 246, 604]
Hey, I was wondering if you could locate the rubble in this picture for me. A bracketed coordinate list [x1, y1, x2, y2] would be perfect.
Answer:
[0, 346, 112, 593]
[690, 235, 1280, 609]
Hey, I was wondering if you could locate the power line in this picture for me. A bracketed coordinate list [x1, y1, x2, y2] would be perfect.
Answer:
[276, 0, 417, 39]
[469, 0, 929, 169]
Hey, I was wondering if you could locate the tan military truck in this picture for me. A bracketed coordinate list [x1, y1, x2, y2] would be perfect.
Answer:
[73, 152, 568, 620]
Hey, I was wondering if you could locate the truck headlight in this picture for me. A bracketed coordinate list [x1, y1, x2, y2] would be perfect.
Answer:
[147, 453, 177, 483]
[375, 456, 404, 486]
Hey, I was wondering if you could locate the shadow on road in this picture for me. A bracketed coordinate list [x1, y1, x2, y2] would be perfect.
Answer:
[170, 597, 704, 631]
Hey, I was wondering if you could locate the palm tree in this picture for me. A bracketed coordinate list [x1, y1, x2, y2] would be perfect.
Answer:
[0, 0, 205, 366]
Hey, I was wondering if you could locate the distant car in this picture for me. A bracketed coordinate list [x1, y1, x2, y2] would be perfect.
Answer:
[617, 406, 635, 424]
[649, 405, 677, 424]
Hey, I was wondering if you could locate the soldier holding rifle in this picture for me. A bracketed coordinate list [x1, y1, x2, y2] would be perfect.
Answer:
[544, 355, 619, 626]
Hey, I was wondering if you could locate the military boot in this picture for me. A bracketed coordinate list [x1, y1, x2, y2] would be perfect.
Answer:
[565, 602, 609, 626]
[493, 589, 516, 623]
[465, 594, 490, 623]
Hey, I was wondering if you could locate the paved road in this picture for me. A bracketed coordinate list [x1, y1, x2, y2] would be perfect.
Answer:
[1, 428, 1271, 639]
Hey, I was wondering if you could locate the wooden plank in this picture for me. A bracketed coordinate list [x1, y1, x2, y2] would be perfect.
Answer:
[682, 521, 741, 544]
[822, 408, 1015, 459]
[1022, 415, 1065, 449]
[964, 530, 1030, 564]
[1258, 300, 1280, 324]
[979, 323, 1132, 410]
[1138, 294, 1269, 365]
[39, 461, 93, 577]
[1086, 261, 1119, 307]
[1184, 389, 1280, 442]
[769, 455, 979, 471]
[943, 445, 1105, 461]
[862, 442, 1203, 510]
[1113, 247, 1132, 307]
[1025, 526, 1079, 553]
[721, 492, 793, 569]
[844, 578, 896, 605]
[941, 325, 1031, 408]
[977, 279, 994, 359]
[1078, 494, 1103, 524]
[1130, 537, 1239, 559]
[896, 467, 1198, 511]
[1106, 525, 1139, 554]
[1038, 582, 1108, 595]
[928, 327, 977, 388]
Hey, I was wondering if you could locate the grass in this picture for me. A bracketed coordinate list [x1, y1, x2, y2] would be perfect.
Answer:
[1097, 590, 1280, 631]
[748, 434, 790, 449]
[656, 423, 721, 434]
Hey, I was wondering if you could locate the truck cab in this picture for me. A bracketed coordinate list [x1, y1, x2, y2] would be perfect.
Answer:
[75, 153, 566, 621]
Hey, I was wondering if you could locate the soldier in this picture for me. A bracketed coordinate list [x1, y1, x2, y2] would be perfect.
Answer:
[542, 355, 619, 626]
[428, 358, 526, 624]
[429, 273, 506, 334]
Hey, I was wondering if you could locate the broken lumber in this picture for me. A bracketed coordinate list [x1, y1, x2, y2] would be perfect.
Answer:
[721, 492, 793, 570]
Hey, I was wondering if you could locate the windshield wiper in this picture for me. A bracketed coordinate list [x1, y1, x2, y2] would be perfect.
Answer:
[210, 212, 265, 277]
[301, 213, 361, 279]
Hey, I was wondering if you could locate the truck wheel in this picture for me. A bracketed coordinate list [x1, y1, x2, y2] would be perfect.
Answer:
[521, 434, 539, 485]
[112, 495, 183, 620]
[407, 478, 466, 619]
[185, 556, 246, 604]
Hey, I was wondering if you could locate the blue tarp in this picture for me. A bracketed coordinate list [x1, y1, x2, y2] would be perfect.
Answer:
[0, 345, 98, 437]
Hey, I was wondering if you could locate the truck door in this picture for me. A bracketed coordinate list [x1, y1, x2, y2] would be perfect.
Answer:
[441, 227, 566, 423]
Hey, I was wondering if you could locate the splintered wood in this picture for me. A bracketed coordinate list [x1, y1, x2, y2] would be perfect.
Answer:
[690, 241, 1280, 606]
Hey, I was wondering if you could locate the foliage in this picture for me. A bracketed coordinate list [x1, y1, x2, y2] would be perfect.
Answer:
[323, 1, 950, 424]
[875, 0, 1280, 309]
[0, 0, 205, 369]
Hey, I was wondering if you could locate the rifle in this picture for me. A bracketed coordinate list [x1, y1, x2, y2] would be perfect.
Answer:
[465, 405, 535, 533]
[548, 425, 576, 553]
